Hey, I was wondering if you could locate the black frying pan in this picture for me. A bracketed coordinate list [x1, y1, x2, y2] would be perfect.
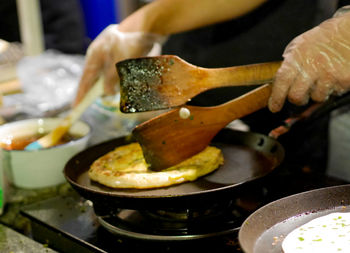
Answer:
[64, 92, 350, 214]
[238, 184, 350, 253]
[64, 128, 284, 212]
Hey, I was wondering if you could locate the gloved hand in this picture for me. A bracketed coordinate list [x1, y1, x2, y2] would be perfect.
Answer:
[73, 24, 168, 106]
[268, 10, 350, 112]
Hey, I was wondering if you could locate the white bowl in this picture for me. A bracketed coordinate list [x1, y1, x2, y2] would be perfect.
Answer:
[0, 118, 91, 189]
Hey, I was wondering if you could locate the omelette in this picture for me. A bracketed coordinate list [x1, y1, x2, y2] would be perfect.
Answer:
[88, 142, 224, 189]
[282, 212, 350, 253]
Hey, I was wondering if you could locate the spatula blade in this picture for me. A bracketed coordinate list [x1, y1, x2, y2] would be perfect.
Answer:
[117, 56, 176, 113]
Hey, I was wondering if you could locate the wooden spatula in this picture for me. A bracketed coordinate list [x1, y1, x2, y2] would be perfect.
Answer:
[133, 83, 272, 171]
[117, 55, 281, 112]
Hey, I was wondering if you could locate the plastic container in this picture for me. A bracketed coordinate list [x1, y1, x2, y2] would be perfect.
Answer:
[0, 118, 91, 189]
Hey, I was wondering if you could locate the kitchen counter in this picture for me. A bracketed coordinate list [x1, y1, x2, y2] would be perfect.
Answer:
[0, 223, 57, 253]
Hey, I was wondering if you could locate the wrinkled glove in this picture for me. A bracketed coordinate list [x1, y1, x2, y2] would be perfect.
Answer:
[73, 24, 168, 106]
[268, 9, 350, 112]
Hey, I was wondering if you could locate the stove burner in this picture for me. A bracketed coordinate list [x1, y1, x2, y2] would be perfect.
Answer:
[143, 200, 232, 221]
[96, 200, 249, 241]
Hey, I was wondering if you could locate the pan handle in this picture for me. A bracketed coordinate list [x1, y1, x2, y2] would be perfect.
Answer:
[269, 92, 350, 139]
[268, 103, 321, 139]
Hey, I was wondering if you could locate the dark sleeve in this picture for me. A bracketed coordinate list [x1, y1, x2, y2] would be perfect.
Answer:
[0, 0, 20, 42]
[40, 0, 87, 54]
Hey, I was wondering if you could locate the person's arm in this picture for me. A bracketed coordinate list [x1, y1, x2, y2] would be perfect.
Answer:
[74, 0, 267, 106]
[119, 0, 267, 35]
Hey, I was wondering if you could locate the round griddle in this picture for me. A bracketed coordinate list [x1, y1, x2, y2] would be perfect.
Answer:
[64, 128, 284, 211]
[238, 184, 350, 253]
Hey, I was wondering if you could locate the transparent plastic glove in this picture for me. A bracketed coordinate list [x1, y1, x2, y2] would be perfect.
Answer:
[268, 11, 350, 112]
[73, 24, 168, 106]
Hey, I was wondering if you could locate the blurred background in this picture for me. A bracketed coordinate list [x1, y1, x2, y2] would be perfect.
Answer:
[1, 2, 350, 252]
[0, 0, 150, 55]
[0, 0, 155, 145]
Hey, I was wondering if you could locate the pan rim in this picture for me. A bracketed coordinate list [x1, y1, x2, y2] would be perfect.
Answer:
[64, 168, 254, 199]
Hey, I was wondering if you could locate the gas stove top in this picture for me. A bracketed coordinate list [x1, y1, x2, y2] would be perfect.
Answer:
[20, 173, 347, 253]
[20, 192, 243, 252]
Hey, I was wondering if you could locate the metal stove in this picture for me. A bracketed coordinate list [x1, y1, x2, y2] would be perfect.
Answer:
[20, 172, 347, 253]
[20, 191, 244, 252]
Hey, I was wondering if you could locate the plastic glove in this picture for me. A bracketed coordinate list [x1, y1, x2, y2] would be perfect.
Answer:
[268, 10, 350, 112]
[73, 24, 168, 106]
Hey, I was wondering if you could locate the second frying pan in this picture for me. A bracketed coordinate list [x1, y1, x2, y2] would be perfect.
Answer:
[64, 128, 284, 212]
[238, 184, 350, 253]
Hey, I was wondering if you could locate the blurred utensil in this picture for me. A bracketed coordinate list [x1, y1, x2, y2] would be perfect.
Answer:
[133, 83, 272, 171]
[25, 76, 104, 150]
[117, 55, 281, 112]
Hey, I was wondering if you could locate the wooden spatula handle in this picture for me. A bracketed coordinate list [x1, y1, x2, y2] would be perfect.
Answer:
[183, 84, 272, 130]
[221, 83, 272, 121]
[203, 61, 281, 88]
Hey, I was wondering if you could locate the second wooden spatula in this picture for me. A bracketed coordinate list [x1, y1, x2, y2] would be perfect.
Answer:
[117, 55, 281, 112]
[133, 83, 273, 171]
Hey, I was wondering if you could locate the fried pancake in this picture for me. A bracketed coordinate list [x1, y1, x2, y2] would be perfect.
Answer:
[88, 142, 224, 189]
